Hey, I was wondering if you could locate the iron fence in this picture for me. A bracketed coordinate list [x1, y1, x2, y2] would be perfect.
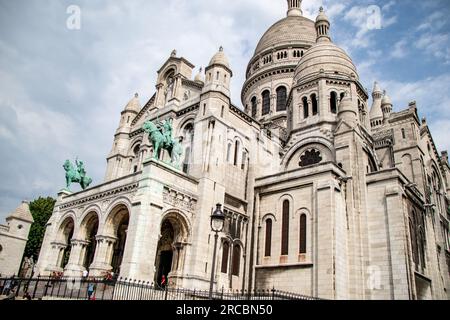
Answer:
[0, 276, 320, 301]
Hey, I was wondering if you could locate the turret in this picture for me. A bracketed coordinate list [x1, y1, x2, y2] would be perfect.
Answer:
[315, 7, 331, 43]
[369, 82, 383, 129]
[287, 0, 302, 16]
[105, 93, 142, 181]
[203, 46, 232, 98]
[381, 90, 393, 122]
[118, 93, 141, 131]
[5, 201, 34, 239]
[338, 91, 358, 126]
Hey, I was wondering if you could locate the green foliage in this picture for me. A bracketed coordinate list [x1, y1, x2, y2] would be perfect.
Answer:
[24, 197, 56, 261]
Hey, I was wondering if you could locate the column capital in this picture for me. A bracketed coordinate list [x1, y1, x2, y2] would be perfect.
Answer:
[50, 241, 68, 250]
[71, 239, 90, 247]
[96, 234, 118, 244]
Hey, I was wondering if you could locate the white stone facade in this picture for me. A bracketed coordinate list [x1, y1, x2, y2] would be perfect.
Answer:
[36, 1, 450, 300]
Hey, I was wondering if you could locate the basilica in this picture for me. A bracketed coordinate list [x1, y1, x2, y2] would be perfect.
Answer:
[35, 1, 450, 300]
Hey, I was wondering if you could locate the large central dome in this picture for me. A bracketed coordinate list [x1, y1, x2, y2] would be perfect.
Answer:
[254, 15, 316, 56]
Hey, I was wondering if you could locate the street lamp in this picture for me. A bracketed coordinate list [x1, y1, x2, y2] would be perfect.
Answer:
[209, 203, 225, 299]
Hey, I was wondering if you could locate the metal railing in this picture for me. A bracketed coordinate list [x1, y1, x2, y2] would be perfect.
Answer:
[0, 276, 320, 301]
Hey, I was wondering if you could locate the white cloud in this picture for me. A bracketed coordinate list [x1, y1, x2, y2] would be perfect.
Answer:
[390, 39, 408, 58]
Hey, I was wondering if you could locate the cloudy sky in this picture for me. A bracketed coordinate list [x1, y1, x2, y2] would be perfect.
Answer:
[0, 0, 449, 221]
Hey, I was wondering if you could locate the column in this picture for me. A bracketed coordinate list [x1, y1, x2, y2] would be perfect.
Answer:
[257, 98, 262, 119]
[270, 94, 277, 114]
[48, 242, 67, 272]
[64, 239, 89, 277]
[88, 235, 117, 277]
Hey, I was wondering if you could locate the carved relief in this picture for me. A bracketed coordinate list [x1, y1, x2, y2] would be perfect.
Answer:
[162, 187, 197, 212]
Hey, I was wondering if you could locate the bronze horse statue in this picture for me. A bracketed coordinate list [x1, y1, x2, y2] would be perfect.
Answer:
[143, 119, 183, 169]
[63, 159, 92, 190]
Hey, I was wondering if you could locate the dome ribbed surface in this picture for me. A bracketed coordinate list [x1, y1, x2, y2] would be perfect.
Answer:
[254, 16, 316, 56]
[294, 42, 358, 82]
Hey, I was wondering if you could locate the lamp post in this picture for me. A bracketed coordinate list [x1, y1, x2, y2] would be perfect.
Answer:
[209, 203, 225, 299]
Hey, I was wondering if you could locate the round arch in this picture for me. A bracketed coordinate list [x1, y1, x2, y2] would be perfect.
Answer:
[261, 213, 277, 223]
[154, 209, 192, 287]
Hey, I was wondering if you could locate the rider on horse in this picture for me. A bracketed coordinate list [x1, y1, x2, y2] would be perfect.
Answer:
[156, 118, 173, 147]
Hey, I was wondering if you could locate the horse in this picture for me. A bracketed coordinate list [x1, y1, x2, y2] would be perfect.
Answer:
[143, 120, 183, 168]
[63, 160, 92, 190]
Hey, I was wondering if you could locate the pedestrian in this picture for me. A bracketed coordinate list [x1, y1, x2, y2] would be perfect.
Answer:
[3, 288, 15, 300]
[23, 292, 32, 300]
[3, 278, 12, 295]
[87, 282, 96, 300]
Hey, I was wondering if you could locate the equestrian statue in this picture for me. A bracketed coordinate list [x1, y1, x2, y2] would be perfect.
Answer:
[143, 118, 183, 169]
[63, 158, 93, 191]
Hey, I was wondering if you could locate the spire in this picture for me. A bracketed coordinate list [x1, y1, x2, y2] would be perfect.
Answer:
[287, 0, 302, 17]
[315, 7, 331, 42]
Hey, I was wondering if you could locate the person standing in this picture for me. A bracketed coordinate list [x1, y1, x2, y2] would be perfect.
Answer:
[87, 282, 96, 300]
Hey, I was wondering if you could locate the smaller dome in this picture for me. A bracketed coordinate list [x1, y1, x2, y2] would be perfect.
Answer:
[194, 67, 204, 83]
[316, 7, 329, 23]
[381, 91, 392, 105]
[125, 93, 141, 113]
[208, 46, 230, 69]
[294, 42, 358, 82]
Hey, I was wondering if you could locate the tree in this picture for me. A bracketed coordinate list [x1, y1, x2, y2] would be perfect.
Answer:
[24, 197, 56, 261]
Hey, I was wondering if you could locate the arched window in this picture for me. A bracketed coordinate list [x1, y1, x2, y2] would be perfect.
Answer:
[330, 91, 337, 114]
[281, 200, 290, 255]
[262, 90, 270, 116]
[265, 219, 272, 257]
[276, 86, 287, 112]
[232, 245, 241, 276]
[409, 218, 419, 265]
[221, 242, 229, 274]
[299, 214, 307, 254]
[233, 140, 240, 166]
[133, 144, 140, 158]
[311, 94, 318, 115]
[302, 97, 309, 119]
[251, 96, 257, 117]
